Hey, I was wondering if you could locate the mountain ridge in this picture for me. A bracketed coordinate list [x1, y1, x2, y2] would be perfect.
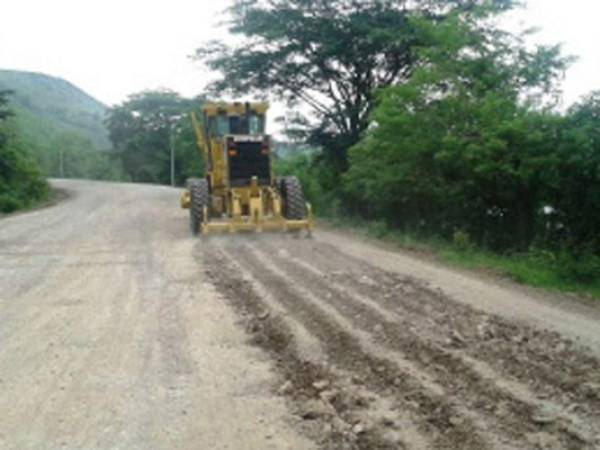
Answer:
[0, 69, 110, 149]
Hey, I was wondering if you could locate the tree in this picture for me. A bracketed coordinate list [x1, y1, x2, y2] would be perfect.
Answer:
[195, 0, 518, 174]
[0, 90, 12, 122]
[344, 13, 570, 250]
[105, 91, 203, 185]
[547, 92, 600, 254]
[0, 90, 48, 213]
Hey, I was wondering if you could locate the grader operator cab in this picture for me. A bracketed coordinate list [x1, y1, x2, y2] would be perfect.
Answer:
[180, 102, 314, 235]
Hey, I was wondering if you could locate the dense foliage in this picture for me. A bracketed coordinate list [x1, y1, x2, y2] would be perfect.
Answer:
[0, 90, 49, 213]
[105, 91, 203, 185]
[549, 94, 600, 255]
[345, 15, 570, 248]
[343, 14, 600, 263]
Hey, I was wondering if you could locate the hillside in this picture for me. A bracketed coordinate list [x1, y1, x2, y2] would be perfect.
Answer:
[0, 70, 110, 150]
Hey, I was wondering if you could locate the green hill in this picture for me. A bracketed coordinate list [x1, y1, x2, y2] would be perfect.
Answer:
[0, 70, 110, 150]
[0, 70, 123, 180]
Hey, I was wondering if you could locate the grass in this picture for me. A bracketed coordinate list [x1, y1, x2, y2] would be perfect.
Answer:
[323, 216, 600, 301]
[438, 248, 600, 299]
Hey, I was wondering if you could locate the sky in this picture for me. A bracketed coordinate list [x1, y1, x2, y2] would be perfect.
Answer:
[1, 0, 599, 109]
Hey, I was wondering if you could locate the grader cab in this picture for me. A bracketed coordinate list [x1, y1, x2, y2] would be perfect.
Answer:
[180, 102, 314, 235]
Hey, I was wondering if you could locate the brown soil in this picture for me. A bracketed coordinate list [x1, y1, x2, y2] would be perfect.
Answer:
[203, 235, 600, 450]
[3, 180, 599, 450]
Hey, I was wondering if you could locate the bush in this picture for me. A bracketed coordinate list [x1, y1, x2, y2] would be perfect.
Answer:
[0, 97, 49, 213]
[554, 251, 600, 284]
[0, 192, 21, 213]
[367, 220, 389, 239]
[452, 230, 472, 251]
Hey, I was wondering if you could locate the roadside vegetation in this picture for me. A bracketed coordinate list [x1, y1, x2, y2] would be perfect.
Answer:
[206, 0, 600, 298]
[325, 216, 600, 299]
[0, 90, 49, 213]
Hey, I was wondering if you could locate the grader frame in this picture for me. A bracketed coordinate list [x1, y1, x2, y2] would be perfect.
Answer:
[180, 102, 314, 235]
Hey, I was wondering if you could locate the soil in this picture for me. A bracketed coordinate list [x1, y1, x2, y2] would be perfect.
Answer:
[203, 236, 600, 449]
[1, 179, 599, 449]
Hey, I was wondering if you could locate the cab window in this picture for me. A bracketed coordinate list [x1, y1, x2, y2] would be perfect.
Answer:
[249, 114, 265, 135]
[229, 116, 244, 134]
[215, 113, 229, 136]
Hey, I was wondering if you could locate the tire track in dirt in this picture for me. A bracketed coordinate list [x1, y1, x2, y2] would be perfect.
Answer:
[258, 237, 600, 447]
[205, 243, 436, 449]
[277, 241, 600, 406]
[206, 247, 438, 450]
[283, 240, 600, 377]
[205, 239, 492, 450]
[246, 242, 546, 445]
[203, 246, 376, 449]
[253, 240, 600, 448]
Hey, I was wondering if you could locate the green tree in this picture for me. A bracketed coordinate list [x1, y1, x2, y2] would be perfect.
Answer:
[195, 0, 518, 174]
[344, 14, 570, 250]
[0, 89, 12, 122]
[105, 90, 203, 185]
[546, 92, 600, 254]
[0, 90, 48, 213]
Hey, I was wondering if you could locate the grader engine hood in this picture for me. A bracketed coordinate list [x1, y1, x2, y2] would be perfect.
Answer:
[226, 135, 271, 187]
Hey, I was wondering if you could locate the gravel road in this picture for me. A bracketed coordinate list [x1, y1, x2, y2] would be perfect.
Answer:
[1, 180, 599, 450]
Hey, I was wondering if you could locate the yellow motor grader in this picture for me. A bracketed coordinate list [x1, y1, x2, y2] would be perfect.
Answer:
[180, 102, 314, 235]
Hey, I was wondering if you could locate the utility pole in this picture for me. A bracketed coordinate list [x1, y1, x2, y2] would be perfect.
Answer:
[170, 124, 175, 187]
[168, 114, 183, 187]
[59, 149, 65, 178]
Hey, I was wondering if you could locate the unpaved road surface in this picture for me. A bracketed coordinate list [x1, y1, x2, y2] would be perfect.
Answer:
[1, 180, 600, 450]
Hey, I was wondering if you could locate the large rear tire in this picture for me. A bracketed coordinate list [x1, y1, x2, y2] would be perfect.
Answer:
[279, 176, 307, 220]
[187, 178, 209, 236]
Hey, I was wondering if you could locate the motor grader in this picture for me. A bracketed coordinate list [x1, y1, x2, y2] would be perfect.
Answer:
[180, 102, 314, 235]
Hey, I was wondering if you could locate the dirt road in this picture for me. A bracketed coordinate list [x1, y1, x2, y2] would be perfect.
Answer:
[1, 180, 599, 450]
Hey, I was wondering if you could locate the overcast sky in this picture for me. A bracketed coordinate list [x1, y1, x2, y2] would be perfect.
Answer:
[1, 0, 598, 108]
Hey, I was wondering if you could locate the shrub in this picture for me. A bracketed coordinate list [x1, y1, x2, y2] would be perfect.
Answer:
[554, 251, 600, 284]
[452, 230, 472, 251]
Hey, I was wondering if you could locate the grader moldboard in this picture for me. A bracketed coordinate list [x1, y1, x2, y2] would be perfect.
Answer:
[180, 102, 315, 235]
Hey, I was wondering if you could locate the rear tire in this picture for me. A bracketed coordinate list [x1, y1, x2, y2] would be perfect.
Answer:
[187, 178, 209, 236]
[279, 176, 307, 220]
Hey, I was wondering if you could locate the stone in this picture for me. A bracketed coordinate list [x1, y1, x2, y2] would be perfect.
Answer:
[258, 310, 270, 320]
[312, 379, 330, 391]
[352, 423, 367, 435]
[278, 380, 293, 396]
[319, 389, 338, 403]
[301, 400, 335, 420]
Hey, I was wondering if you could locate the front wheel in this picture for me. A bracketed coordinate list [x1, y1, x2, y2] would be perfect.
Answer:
[187, 178, 209, 235]
[279, 176, 307, 220]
